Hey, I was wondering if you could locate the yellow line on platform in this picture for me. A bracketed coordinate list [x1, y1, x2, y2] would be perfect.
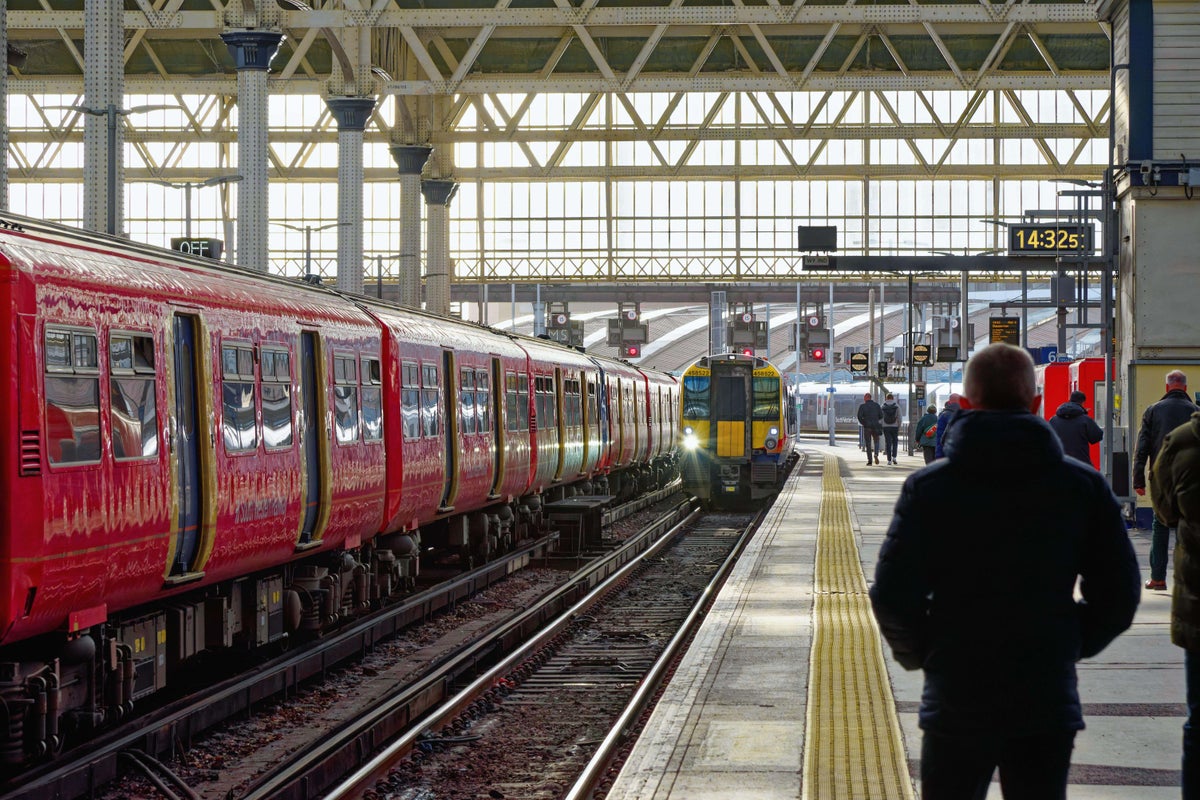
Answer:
[802, 455, 915, 800]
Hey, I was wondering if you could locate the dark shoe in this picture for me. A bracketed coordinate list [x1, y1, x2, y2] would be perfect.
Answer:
[1145, 580, 1167, 590]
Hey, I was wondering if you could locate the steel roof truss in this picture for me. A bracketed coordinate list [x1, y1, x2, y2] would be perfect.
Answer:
[873, 90, 930, 170]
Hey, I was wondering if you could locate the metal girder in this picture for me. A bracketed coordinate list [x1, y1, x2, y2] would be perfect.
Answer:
[7, 6, 1106, 31]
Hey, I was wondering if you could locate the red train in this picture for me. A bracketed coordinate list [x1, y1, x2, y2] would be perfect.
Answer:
[0, 213, 678, 766]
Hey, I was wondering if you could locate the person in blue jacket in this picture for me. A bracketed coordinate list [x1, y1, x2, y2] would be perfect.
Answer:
[870, 343, 1140, 800]
[933, 393, 961, 459]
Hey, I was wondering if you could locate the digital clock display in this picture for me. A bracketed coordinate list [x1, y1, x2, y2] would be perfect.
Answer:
[1008, 223, 1094, 255]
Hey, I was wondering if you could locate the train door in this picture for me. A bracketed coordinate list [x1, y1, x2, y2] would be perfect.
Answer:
[441, 350, 459, 509]
[581, 376, 593, 470]
[553, 367, 566, 482]
[170, 315, 204, 576]
[714, 366, 751, 458]
[298, 332, 324, 545]
[489, 357, 504, 497]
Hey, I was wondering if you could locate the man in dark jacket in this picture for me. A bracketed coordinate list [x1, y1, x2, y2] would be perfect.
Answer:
[1049, 390, 1103, 466]
[1135, 370, 1199, 590]
[933, 393, 961, 459]
[1151, 411, 1200, 799]
[870, 343, 1140, 799]
[914, 404, 938, 464]
[856, 392, 883, 465]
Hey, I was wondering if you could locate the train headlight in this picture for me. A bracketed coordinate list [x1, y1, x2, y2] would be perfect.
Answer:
[765, 426, 780, 450]
[683, 430, 699, 450]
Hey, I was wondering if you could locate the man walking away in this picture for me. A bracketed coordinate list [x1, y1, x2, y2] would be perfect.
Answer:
[914, 404, 938, 465]
[933, 394, 961, 459]
[1151, 410, 1200, 800]
[881, 393, 901, 465]
[1049, 390, 1103, 466]
[857, 392, 883, 465]
[870, 343, 1140, 800]
[1135, 370, 1199, 590]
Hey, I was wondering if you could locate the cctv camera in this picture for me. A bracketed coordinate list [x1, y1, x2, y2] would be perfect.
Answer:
[1140, 161, 1153, 175]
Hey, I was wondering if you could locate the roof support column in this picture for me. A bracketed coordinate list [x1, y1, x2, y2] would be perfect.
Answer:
[390, 146, 432, 309]
[326, 97, 376, 294]
[83, 0, 123, 234]
[220, 29, 283, 271]
[421, 179, 458, 317]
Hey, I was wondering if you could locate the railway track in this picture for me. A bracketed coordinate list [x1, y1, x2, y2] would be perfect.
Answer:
[0, 485, 686, 800]
[312, 507, 765, 800]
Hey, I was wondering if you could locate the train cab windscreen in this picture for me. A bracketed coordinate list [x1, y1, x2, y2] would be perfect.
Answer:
[753, 377, 780, 420]
[683, 375, 710, 418]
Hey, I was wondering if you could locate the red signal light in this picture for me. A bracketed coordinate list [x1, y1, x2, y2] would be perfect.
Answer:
[811, 347, 826, 361]
[740, 347, 754, 357]
[623, 344, 640, 358]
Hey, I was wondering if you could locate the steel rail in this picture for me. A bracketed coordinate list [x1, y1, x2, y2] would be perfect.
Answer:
[562, 506, 767, 800]
[317, 501, 704, 800]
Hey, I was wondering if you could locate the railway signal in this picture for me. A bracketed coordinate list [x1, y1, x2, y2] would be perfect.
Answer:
[810, 347, 826, 361]
[622, 344, 641, 358]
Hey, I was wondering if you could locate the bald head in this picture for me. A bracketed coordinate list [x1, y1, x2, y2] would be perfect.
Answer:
[963, 344, 1037, 411]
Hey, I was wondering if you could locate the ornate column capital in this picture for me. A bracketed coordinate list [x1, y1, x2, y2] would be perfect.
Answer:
[421, 179, 458, 207]
[219, 30, 283, 71]
[391, 145, 433, 176]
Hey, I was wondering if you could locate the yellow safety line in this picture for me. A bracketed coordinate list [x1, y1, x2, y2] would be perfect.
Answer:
[802, 455, 915, 800]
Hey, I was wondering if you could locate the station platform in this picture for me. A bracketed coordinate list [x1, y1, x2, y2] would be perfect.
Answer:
[606, 440, 1183, 799]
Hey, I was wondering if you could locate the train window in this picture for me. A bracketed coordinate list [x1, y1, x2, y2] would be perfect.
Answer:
[753, 377, 781, 421]
[517, 373, 530, 431]
[421, 363, 439, 438]
[475, 369, 490, 432]
[110, 333, 159, 460]
[505, 372, 520, 432]
[683, 375, 710, 418]
[333, 354, 359, 444]
[221, 343, 258, 453]
[45, 327, 101, 464]
[262, 347, 293, 449]
[586, 380, 597, 429]
[460, 367, 476, 434]
[401, 361, 420, 440]
[362, 357, 383, 442]
[535, 375, 557, 429]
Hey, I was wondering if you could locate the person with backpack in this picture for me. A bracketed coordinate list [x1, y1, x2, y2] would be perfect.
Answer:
[914, 404, 938, 464]
[881, 392, 901, 465]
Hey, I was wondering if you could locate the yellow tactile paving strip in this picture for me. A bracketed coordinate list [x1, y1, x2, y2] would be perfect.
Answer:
[802, 455, 916, 800]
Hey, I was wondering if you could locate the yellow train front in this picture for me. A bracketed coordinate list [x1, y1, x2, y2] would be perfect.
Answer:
[679, 353, 796, 506]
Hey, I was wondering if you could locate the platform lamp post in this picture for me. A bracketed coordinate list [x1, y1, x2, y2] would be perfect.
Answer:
[52, 103, 181, 236]
[271, 221, 349, 282]
[150, 174, 242, 239]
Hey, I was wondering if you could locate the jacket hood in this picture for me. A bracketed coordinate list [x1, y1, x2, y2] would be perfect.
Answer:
[882, 400, 899, 408]
[943, 409, 1063, 471]
[1055, 401, 1086, 419]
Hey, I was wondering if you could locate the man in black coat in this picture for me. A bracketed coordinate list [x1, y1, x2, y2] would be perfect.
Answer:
[856, 392, 883, 465]
[870, 343, 1141, 800]
[1049, 390, 1103, 466]
[1135, 370, 1199, 590]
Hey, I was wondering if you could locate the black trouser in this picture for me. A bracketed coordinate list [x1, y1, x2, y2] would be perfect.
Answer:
[883, 427, 899, 460]
[921, 447, 935, 464]
[920, 729, 1075, 800]
[862, 428, 880, 461]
